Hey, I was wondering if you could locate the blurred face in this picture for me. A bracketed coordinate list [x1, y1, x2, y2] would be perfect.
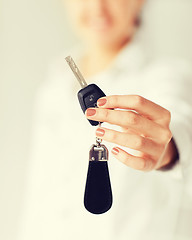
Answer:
[64, 0, 144, 48]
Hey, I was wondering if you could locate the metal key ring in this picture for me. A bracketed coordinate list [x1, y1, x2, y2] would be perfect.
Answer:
[96, 122, 102, 146]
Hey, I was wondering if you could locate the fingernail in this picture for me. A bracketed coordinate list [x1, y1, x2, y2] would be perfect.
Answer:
[97, 98, 107, 106]
[112, 148, 119, 155]
[96, 128, 105, 137]
[86, 109, 96, 116]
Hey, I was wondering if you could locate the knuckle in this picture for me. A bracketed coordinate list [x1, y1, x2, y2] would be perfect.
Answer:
[137, 158, 146, 170]
[162, 129, 172, 143]
[164, 110, 171, 123]
[110, 131, 118, 143]
[126, 111, 139, 125]
[146, 159, 156, 171]
[167, 130, 173, 141]
[111, 95, 119, 106]
[134, 95, 145, 107]
[134, 136, 145, 150]
[103, 109, 109, 120]
[121, 155, 129, 165]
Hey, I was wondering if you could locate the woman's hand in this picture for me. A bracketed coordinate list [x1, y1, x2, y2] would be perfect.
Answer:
[85, 95, 178, 171]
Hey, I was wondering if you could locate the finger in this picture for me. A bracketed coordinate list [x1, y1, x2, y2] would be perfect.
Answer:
[86, 108, 172, 143]
[95, 127, 163, 157]
[97, 95, 171, 126]
[121, 127, 139, 135]
[111, 147, 155, 171]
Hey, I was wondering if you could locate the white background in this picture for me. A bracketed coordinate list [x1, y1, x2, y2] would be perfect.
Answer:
[1, 0, 192, 239]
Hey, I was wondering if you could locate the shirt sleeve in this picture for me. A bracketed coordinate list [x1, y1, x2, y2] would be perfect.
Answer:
[147, 59, 192, 197]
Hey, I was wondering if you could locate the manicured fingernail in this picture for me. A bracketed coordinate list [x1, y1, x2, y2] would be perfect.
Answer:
[97, 98, 107, 106]
[112, 148, 119, 155]
[96, 128, 105, 137]
[86, 109, 96, 116]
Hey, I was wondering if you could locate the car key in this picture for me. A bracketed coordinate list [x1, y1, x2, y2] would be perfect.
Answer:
[65, 56, 106, 126]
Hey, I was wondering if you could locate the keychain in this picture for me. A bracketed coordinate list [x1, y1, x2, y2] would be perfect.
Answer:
[65, 57, 113, 214]
[84, 129, 112, 214]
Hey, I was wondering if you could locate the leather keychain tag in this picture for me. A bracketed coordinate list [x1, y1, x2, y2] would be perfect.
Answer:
[84, 140, 113, 214]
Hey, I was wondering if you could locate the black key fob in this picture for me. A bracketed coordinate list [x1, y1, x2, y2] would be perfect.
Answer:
[78, 84, 106, 126]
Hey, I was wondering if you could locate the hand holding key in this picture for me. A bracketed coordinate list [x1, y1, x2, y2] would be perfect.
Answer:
[85, 95, 178, 171]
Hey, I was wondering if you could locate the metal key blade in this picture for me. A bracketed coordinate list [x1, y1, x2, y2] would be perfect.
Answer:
[65, 56, 88, 88]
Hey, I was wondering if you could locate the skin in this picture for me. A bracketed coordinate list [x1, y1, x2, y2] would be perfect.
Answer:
[85, 96, 178, 171]
[63, 0, 178, 171]
[64, 0, 144, 78]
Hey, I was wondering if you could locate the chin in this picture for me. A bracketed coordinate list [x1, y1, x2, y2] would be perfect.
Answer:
[90, 38, 115, 48]
[92, 35, 124, 48]
[87, 30, 117, 44]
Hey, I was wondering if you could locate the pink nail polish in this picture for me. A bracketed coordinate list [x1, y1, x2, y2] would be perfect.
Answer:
[96, 128, 105, 137]
[112, 148, 119, 155]
[86, 109, 96, 116]
[97, 98, 107, 106]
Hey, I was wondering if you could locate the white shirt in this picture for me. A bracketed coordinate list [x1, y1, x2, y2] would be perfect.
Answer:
[18, 39, 192, 240]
